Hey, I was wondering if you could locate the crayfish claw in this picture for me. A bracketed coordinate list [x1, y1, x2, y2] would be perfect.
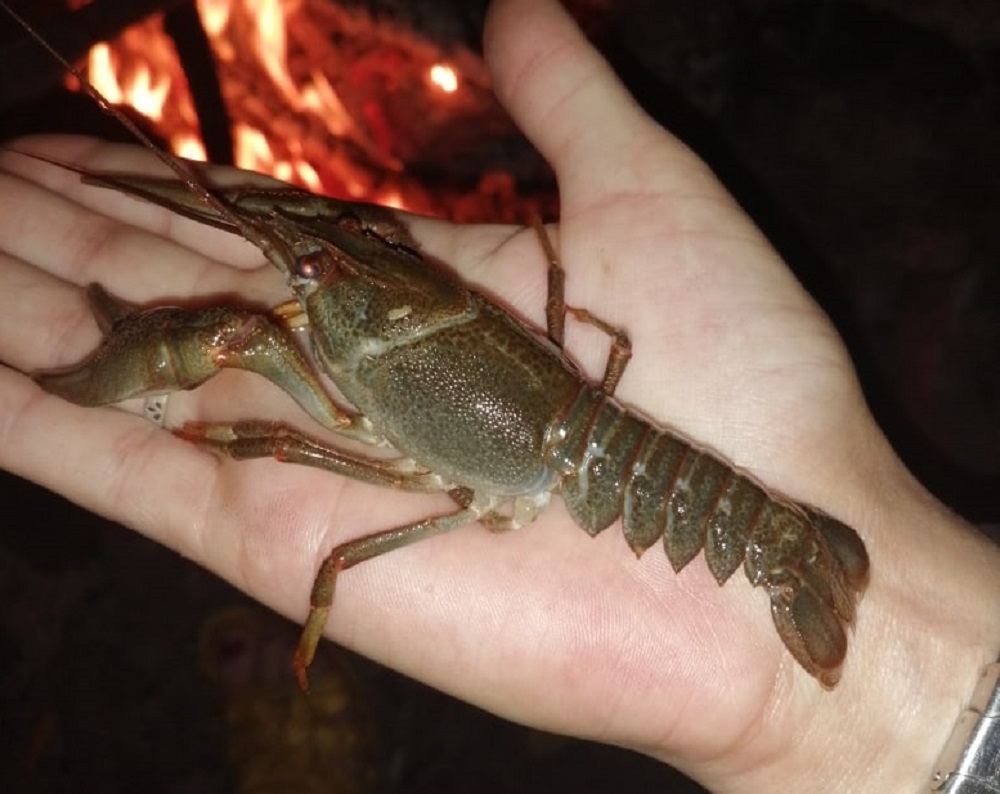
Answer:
[85, 282, 136, 333]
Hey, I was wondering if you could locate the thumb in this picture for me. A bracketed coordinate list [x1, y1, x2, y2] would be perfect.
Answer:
[483, 0, 692, 210]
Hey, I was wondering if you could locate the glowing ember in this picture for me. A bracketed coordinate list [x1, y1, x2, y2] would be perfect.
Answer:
[428, 64, 459, 93]
[375, 190, 405, 210]
[175, 135, 208, 162]
[293, 160, 322, 193]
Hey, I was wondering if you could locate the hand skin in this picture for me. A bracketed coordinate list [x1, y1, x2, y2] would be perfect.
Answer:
[0, 0, 998, 791]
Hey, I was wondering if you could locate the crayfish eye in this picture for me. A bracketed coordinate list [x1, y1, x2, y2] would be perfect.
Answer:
[294, 250, 326, 281]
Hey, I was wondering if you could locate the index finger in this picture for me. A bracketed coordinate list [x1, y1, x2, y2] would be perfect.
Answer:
[0, 136, 276, 270]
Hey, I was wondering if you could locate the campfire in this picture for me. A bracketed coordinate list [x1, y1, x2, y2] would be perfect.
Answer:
[72, 0, 557, 221]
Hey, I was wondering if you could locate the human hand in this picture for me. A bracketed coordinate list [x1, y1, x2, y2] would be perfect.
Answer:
[1, 0, 998, 792]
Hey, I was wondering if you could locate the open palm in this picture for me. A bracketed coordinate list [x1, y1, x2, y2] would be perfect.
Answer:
[0, 0, 895, 790]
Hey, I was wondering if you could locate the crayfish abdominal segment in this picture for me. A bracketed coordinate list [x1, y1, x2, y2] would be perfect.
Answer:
[3, 0, 868, 692]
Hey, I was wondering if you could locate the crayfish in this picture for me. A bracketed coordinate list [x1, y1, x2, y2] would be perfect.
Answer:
[3, 0, 868, 690]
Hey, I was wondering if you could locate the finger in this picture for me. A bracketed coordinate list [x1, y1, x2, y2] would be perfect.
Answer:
[483, 0, 703, 208]
[0, 251, 97, 371]
[0, 136, 273, 269]
[0, 165, 285, 303]
[0, 165, 206, 295]
[0, 363, 217, 557]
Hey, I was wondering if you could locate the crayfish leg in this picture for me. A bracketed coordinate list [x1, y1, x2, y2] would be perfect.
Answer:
[293, 502, 490, 691]
[177, 421, 446, 490]
[530, 217, 631, 395]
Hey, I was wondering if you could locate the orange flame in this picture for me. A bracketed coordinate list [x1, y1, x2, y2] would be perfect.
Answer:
[197, 0, 231, 39]
[74, 0, 495, 218]
[85, 14, 203, 160]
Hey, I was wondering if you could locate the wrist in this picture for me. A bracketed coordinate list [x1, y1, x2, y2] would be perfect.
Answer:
[931, 660, 1000, 792]
[707, 449, 1000, 794]
[853, 472, 1000, 794]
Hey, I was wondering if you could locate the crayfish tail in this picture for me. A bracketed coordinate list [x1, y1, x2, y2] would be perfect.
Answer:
[769, 583, 848, 689]
[746, 502, 866, 684]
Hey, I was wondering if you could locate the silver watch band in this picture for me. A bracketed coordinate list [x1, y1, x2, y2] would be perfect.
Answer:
[930, 660, 1000, 793]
